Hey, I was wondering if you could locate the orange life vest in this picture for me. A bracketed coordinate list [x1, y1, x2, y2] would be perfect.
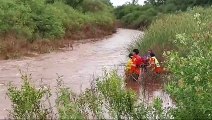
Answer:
[149, 57, 162, 73]
[131, 56, 141, 75]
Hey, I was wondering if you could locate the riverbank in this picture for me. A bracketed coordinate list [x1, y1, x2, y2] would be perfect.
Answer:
[0, 0, 115, 60]
[1, 29, 174, 119]
[0, 27, 116, 60]
[0, 29, 142, 118]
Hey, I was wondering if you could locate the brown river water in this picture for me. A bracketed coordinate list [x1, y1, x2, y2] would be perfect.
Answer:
[0, 29, 173, 118]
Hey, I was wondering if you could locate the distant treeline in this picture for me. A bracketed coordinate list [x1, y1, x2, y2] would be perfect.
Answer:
[115, 0, 212, 29]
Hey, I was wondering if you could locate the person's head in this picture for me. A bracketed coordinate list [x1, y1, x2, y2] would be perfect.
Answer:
[150, 52, 155, 57]
[133, 49, 139, 55]
[128, 53, 133, 59]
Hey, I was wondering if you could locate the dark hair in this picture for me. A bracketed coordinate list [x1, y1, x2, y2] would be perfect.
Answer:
[128, 53, 133, 58]
[150, 53, 155, 57]
[133, 49, 139, 55]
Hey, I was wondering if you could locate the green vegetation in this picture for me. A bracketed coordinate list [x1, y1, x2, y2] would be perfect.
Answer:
[132, 7, 212, 119]
[0, 0, 114, 40]
[7, 71, 171, 119]
[0, 0, 115, 59]
[4, 1, 212, 119]
[114, 0, 212, 29]
[7, 73, 52, 119]
[7, 7, 212, 118]
[115, 4, 157, 29]
[133, 7, 212, 60]
[164, 10, 212, 119]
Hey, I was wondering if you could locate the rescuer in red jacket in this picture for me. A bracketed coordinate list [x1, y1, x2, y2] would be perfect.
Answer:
[131, 49, 144, 80]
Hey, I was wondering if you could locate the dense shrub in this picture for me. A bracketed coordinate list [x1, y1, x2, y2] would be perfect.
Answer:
[164, 10, 212, 119]
[7, 70, 169, 119]
[7, 73, 51, 119]
[0, 0, 33, 39]
[132, 7, 212, 119]
[0, 0, 66, 40]
[0, 0, 114, 41]
[80, 0, 108, 13]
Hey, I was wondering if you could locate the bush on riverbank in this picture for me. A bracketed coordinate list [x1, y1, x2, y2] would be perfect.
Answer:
[132, 7, 212, 119]
[0, 0, 115, 59]
[7, 71, 169, 119]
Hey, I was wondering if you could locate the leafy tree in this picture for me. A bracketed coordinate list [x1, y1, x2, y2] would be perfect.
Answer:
[64, 0, 84, 8]
[116, 0, 212, 28]
[132, 0, 138, 5]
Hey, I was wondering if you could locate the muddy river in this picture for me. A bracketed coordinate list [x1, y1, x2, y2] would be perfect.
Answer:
[0, 29, 173, 118]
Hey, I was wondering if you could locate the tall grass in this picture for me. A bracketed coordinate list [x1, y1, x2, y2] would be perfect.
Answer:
[132, 7, 212, 119]
[132, 7, 212, 61]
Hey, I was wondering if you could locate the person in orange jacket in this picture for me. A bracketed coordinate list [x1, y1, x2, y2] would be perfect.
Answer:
[131, 49, 144, 80]
[148, 52, 162, 74]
